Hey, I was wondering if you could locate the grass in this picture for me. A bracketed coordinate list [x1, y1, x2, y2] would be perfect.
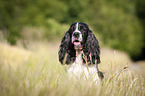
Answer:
[0, 41, 144, 96]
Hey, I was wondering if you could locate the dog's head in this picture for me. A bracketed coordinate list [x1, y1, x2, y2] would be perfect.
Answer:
[68, 22, 89, 50]
[59, 22, 100, 64]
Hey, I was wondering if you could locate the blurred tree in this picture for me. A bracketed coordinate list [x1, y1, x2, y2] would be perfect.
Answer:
[20, 0, 67, 25]
[135, 0, 145, 60]
[0, 0, 29, 44]
[0, 0, 67, 44]
[64, 0, 89, 23]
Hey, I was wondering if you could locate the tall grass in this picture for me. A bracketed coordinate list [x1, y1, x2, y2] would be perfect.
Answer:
[0, 42, 144, 96]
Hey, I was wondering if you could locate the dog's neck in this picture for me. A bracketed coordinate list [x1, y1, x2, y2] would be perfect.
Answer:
[75, 50, 99, 71]
[75, 50, 83, 65]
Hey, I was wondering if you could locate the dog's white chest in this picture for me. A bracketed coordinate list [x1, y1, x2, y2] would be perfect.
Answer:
[67, 51, 99, 83]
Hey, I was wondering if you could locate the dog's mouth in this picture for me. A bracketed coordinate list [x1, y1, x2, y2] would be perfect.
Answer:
[73, 40, 82, 50]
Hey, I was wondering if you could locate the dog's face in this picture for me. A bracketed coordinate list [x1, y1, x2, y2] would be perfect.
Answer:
[69, 22, 89, 50]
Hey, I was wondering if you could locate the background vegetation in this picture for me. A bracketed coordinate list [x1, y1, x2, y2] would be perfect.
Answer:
[0, 0, 145, 60]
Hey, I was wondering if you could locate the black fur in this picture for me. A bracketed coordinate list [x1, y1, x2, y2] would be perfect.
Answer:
[58, 22, 100, 65]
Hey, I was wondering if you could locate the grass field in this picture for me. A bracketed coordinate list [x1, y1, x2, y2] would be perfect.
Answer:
[0, 41, 144, 96]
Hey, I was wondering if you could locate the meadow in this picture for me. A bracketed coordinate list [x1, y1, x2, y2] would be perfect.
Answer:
[0, 41, 144, 96]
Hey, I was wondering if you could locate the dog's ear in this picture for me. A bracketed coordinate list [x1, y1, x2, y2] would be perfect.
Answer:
[58, 23, 77, 64]
[58, 31, 71, 64]
[83, 30, 100, 64]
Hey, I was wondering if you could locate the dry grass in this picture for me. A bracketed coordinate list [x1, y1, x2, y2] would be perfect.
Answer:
[0, 41, 144, 96]
[100, 48, 132, 73]
[0, 43, 32, 67]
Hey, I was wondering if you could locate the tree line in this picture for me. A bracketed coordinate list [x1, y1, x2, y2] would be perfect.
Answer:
[0, 0, 144, 60]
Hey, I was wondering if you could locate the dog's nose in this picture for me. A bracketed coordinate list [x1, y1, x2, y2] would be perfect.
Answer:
[73, 32, 80, 38]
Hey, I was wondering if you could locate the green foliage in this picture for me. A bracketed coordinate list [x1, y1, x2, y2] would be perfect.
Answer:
[135, 0, 145, 60]
[0, 0, 144, 58]
[44, 19, 69, 39]
[0, 0, 23, 44]
[21, 0, 67, 24]
[21, 19, 69, 41]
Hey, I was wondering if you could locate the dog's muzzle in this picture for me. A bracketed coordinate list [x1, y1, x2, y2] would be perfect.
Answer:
[72, 32, 82, 50]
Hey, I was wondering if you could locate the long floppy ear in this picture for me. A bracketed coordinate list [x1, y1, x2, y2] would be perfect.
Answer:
[83, 30, 100, 64]
[58, 31, 70, 64]
[58, 31, 76, 64]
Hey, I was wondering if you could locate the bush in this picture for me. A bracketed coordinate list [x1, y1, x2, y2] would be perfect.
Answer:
[21, 19, 69, 41]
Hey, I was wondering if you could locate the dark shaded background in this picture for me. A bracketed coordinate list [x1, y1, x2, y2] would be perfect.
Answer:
[135, 0, 145, 60]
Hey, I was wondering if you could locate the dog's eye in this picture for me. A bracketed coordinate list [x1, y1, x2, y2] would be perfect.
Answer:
[80, 26, 86, 31]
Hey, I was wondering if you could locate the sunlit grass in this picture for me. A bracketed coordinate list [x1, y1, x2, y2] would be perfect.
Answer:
[0, 41, 144, 96]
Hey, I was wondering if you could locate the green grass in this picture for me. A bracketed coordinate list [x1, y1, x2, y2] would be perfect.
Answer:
[0, 42, 144, 96]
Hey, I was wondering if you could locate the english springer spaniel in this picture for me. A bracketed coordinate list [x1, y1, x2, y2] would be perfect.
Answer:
[58, 22, 103, 82]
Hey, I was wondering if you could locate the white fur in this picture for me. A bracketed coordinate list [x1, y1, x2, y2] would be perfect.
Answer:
[67, 51, 99, 84]
[72, 23, 82, 43]
[75, 23, 79, 32]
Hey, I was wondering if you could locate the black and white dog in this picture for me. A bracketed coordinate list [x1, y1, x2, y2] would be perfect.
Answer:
[58, 22, 103, 82]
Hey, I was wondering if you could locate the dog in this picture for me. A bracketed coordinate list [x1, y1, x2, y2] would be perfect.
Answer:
[58, 22, 103, 82]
